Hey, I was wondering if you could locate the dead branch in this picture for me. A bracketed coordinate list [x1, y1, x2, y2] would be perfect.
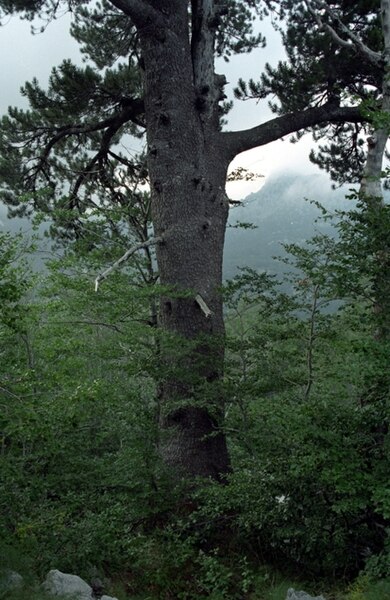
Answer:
[95, 236, 162, 291]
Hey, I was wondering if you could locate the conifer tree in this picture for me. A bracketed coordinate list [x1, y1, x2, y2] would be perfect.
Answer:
[260, 0, 389, 337]
[0, 0, 370, 479]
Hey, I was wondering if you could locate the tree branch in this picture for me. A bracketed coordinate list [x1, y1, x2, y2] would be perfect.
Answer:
[43, 320, 124, 333]
[69, 106, 143, 201]
[108, 0, 164, 27]
[95, 236, 163, 291]
[28, 99, 144, 188]
[191, 0, 220, 124]
[304, 0, 382, 67]
[223, 103, 365, 159]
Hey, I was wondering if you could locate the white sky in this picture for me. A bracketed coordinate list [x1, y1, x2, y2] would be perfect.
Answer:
[0, 9, 320, 201]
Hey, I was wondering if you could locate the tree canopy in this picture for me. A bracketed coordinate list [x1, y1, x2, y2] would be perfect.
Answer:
[0, 1, 389, 596]
[0, 0, 387, 482]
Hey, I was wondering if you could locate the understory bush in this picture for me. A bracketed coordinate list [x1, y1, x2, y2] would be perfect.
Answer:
[0, 215, 389, 597]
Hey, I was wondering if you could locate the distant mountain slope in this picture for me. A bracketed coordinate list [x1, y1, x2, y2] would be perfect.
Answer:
[0, 204, 52, 270]
[0, 172, 361, 280]
[223, 172, 356, 279]
[0, 205, 31, 234]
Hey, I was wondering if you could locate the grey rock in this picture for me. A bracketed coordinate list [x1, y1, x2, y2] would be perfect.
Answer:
[42, 570, 118, 600]
[43, 570, 93, 599]
[0, 570, 24, 592]
[286, 589, 326, 600]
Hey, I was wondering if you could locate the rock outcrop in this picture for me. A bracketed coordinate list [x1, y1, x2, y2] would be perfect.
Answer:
[0, 570, 24, 593]
[42, 570, 117, 600]
[286, 589, 326, 600]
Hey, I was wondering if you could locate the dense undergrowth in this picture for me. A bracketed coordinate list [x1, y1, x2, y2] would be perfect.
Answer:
[0, 200, 389, 599]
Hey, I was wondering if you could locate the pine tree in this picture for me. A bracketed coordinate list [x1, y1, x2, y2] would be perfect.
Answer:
[238, 0, 390, 336]
[0, 0, 369, 479]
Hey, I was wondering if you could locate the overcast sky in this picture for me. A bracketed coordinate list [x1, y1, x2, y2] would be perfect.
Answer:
[0, 9, 321, 201]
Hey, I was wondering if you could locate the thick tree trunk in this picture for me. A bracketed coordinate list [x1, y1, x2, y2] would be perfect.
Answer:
[139, 5, 231, 479]
[124, 0, 368, 481]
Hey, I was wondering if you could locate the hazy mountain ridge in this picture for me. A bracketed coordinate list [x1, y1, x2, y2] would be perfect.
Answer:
[224, 172, 357, 279]
[0, 172, 364, 279]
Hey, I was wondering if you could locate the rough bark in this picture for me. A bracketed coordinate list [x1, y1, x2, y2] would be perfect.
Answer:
[137, 3, 231, 479]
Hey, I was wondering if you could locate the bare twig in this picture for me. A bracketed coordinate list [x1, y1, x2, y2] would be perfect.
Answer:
[95, 236, 163, 291]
